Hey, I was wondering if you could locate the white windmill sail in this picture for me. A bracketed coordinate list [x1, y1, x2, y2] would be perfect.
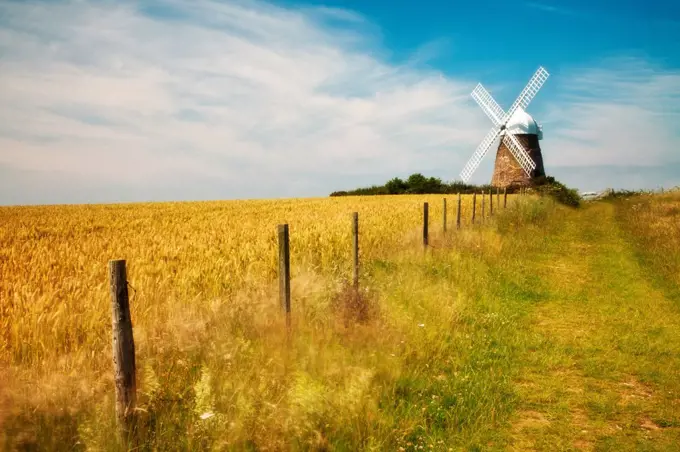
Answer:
[471, 84, 505, 127]
[502, 67, 549, 124]
[460, 126, 501, 183]
[503, 133, 537, 175]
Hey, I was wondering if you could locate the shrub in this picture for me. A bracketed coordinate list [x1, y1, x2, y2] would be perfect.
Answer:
[531, 176, 581, 208]
[597, 188, 648, 200]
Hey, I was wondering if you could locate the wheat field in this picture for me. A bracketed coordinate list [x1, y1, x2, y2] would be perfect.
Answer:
[1, 193, 497, 450]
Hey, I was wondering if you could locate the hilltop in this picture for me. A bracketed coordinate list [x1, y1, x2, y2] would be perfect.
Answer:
[331, 173, 582, 207]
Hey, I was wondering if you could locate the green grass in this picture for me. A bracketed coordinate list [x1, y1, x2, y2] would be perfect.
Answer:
[504, 198, 680, 451]
[2, 194, 679, 451]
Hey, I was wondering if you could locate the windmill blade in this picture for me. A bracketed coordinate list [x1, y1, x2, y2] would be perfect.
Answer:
[460, 126, 501, 183]
[502, 133, 536, 176]
[502, 66, 550, 124]
[471, 83, 505, 127]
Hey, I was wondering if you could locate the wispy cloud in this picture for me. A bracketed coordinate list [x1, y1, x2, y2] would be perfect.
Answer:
[0, 0, 488, 203]
[0, 0, 678, 204]
[524, 2, 578, 16]
[540, 57, 680, 166]
[533, 56, 680, 190]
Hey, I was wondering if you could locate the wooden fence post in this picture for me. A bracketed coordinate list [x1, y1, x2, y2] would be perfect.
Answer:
[352, 212, 359, 291]
[456, 193, 462, 229]
[109, 259, 137, 443]
[442, 198, 447, 233]
[504, 187, 507, 208]
[423, 202, 429, 247]
[472, 193, 477, 224]
[490, 189, 494, 216]
[482, 190, 486, 221]
[496, 187, 500, 211]
[278, 224, 291, 329]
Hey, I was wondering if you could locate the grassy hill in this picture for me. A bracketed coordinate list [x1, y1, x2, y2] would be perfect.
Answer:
[1, 191, 679, 450]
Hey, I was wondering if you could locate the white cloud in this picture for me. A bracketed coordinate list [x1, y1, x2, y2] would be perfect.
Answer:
[0, 0, 488, 202]
[524, 2, 578, 16]
[0, 1, 679, 204]
[540, 57, 680, 172]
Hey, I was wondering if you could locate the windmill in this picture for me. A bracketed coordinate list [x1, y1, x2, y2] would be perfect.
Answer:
[460, 66, 549, 188]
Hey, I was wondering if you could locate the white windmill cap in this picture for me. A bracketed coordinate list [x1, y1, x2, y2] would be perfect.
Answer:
[506, 108, 543, 139]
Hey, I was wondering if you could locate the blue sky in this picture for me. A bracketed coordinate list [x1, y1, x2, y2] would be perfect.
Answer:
[0, 0, 679, 205]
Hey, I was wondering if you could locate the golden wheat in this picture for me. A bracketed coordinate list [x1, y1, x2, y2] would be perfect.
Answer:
[0, 193, 493, 449]
[0, 195, 482, 358]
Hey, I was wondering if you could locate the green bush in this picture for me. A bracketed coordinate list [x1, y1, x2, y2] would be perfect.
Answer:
[597, 188, 648, 201]
[531, 176, 581, 208]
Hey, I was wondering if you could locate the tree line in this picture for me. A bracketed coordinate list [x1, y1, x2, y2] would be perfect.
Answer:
[330, 173, 581, 207]
[330, 173, 508, 197]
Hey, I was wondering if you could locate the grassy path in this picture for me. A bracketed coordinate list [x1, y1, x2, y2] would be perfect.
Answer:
[506, 202, 680, 450]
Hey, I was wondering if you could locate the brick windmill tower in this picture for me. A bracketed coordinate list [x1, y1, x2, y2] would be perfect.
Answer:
[459, 66, 549, 188]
